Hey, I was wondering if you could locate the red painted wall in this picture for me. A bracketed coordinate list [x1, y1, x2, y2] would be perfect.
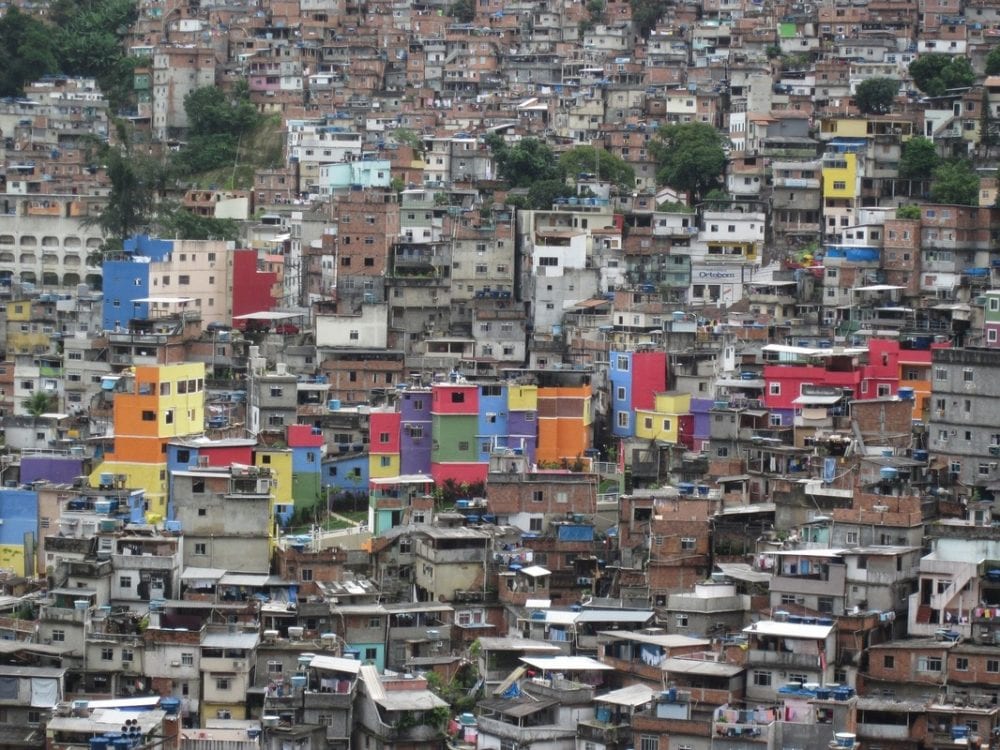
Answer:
[370, 412, 402, 454]
[763, 364, 861, 409]
[232, 248, 279, 329]
[431, 462, 488, 485]
[431, 384, 479, 415]
[287, 424, 325, 448]
[201, 445, 254, 466]
[631, 351, 667, 411]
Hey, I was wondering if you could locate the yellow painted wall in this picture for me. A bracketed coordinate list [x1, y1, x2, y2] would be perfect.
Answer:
[5, 301, 30, 321]
[256, 451, 293, 507]
[369, 453, 401, 479]
[0, 544, 26, 576]
[508, 385, 538, 411]
[89, 461, 165, 520]
[635, 410, 681, 443]
[822, 152, 858, 199]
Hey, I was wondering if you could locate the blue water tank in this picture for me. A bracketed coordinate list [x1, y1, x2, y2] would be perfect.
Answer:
[880, 467, 899, 481]
[160, 697, 181, 716]
[90, 738, 110, 750]
[913, 449, 928, 462]
[897, 387, 914, 400]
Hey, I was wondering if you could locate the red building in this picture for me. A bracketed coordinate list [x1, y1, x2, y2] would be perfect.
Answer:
[231, 248, 280, 329]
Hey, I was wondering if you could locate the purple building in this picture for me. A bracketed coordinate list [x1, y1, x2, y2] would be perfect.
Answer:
[507, 410, 538, 464]
[690, 397, 714, 452]
[399, 389, 432, 475]
[19, 455, 85, 486]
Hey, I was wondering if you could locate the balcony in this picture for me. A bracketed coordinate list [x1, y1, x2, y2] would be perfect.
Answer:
[856, 723, 910, 740]
[746, 650, 824, 670]
[577, 720, 629, 745]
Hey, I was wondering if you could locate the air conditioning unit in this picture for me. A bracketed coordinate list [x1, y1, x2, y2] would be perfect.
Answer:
[170, 660, 181, 667]
[233, 660, 245, 670]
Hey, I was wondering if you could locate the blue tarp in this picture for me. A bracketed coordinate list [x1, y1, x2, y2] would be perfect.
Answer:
[558, 525, 595, 542]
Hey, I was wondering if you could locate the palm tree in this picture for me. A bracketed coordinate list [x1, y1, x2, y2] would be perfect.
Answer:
[23, 390, 55, 418]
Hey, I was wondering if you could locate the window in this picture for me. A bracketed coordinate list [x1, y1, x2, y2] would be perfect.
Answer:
[846, 531, 859, 545]
[769, 383, 781, 395]
[368, 617, 382, 628]
[380, 456, 392, 467]
[955, 657, 969, 671]
[681, 538, 696, 550]
[539, 257, 558, 266]
[194, 543, 207, 555]
[101, 647, 114, 661]
[216, 678, 231, 691]
[529, 517, 543, 531]
[142, 411, 156, 421]
[119, 576, 132, 589]
[883, 655, 894, 669]
[181, 653, 194, 666]
[988, 659, 1000, 673]
[639, 737, 658, 750]
[617, 355, 629, 371]
[675, 613, 689, 628]
[121, 648, 133, 663]
[917, 656, 942, 672]
[964, 368, 975, 383]
[364, 648, 378, 661]
[178, 275, 190, 285]
[752, 670, 772, 686]
[51, 629, 65, 642]
[617, 411, 629, 428]
[267, 660, 283, 674]
[833, 181, 846, 190]
[458, 441, 470, 452]
[935, 367, 947, 381]
[532, 490, 544, 503]
[616, 387, 626, 401]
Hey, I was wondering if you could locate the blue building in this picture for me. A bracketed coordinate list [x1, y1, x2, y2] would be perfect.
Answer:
[476, 384, 509, 461]
[0, 488, 38, 576]
[101, 236, 175, 330]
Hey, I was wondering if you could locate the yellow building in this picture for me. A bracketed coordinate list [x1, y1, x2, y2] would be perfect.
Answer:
[634, 392, 692, 444]
[508, 384, 538, 411]
[369, 453, 401, 479]
[91, 362, 206, 519]
[256, 448, 293, 532]
[822, 151, 859, 200]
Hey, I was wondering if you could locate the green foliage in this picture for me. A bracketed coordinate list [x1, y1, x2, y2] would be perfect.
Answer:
[527, 179, 575, 209]
[650, 122, 727, 203]
[930, 160, 980, 206]
[87, 121, 162, 245]
[23, 390, 55, 419]
[171, 83, 261, 178]
[486, 134, 561, 188]
[391, 127, 425, 156]
[447, 0, 475, 23]
[895, 204, 922, 219]
[909, 54, 975, 97]
[988, 46, 1000, 77]
[765, 44, 782, 59]
[898, 137, 939, 180]
[854, 77, 899, 114]
[155, 206, 241, 242]
[630, 0, 663, 36]
[656, 200, 693, 212]
[0, 8, 59, 96]
[185, 82, 260, 138]
[703, 188, 731, 202]
[559, 145, 635, 190]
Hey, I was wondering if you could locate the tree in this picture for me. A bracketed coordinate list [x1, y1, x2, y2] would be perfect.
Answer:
[988, 46, 1000, 76]
[23, 390, 55, 419]
[854, 77, 899, 114]
[155, 206, 242, 242]
[184, 82, 259, 138]
[650, 122, 727, 204]
[486, 135, 561, 188]
[909, 54, 975, 97]
[898, 137, 939, 180]
[559, 145, 635, 190]
[896, 204, 922, 219]
[526, 179, 575, 209]
[0, 8, 59, 96]
[87, 121, 163, 250]
[930, 160, 980, 206]
[630, 0, 664, 36]
[447, 0, 475, 23]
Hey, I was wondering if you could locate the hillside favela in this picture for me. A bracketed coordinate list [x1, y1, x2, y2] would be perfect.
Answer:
[12, 0, 1000, 748]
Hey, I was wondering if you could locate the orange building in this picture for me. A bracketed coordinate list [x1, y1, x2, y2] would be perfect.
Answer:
[91, 362, 206, 519]
[536, 380, 592, 465]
